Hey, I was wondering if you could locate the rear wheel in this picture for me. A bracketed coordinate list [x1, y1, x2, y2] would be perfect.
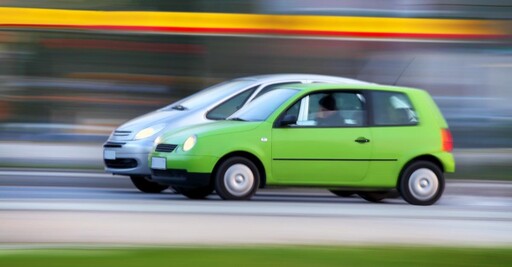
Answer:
[174, 186, 214, 200]
[130, 175, 168, 193]
[398, 161, 444, 206]
[214, 156, 260, 200]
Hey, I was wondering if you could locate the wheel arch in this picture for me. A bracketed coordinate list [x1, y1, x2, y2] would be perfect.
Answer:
[397, 154, 444, 186]
[212, 151, 267, 188]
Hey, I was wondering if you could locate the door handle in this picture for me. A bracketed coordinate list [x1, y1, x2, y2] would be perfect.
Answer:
[355, 137, 370, 144]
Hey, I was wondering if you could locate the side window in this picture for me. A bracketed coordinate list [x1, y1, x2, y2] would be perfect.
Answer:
[206, 87, 256, 120]
[253, 82, 300, 99]
[280, 99, 302, 124]
[372, 91, 419, 126]
[280, 91, 366, 127]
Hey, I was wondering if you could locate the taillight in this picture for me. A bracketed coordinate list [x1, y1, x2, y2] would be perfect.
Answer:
[441, 128, 453, 152]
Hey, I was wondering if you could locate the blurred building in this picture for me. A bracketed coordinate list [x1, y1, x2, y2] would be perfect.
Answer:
[0, 0, 510, 147]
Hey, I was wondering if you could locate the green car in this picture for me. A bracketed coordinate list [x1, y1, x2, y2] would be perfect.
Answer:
[149, 83, 455, 205]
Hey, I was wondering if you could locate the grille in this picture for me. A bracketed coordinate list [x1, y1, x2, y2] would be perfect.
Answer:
[114, 130, 131, 137]
[104, 158, 137, 169]
[103, 142, 126, 148]
[156, 144, 177, 153]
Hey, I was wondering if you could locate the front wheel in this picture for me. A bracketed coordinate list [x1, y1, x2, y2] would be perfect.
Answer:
[214, 157, 260, 200]
[398, 161, 445, 206]
[357, 191, 391, 203]
[130, 175, 168, 193]
[174, 186, 214, 199]
[329, 190, 355, 197]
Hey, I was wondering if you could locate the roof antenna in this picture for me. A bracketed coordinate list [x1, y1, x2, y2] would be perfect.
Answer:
[393, 57, 415, 86]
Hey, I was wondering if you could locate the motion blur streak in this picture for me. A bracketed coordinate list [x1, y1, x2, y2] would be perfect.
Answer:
[0, 7, 509, 41]
[0, 1, 511, 179]
[41, 39, 206, 54]
[6, 95, 166, 106]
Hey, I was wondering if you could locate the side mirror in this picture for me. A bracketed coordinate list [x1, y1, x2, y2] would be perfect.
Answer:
[280, 114, 297, 126]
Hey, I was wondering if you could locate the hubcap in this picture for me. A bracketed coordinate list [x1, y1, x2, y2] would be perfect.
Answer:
[408, 168, 439, 201]
[224, 164, 254, 197]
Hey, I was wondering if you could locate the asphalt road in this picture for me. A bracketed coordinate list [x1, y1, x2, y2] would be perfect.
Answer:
[0, 170, 511, 246]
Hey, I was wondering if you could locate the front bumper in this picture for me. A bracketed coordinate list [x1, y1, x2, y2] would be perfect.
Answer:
[151, 169, 211, 187]
[150, 153, 218, 187]
[103, 139, 153, 176]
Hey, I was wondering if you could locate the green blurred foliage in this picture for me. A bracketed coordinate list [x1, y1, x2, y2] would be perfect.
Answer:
[1, 246, 512, 267]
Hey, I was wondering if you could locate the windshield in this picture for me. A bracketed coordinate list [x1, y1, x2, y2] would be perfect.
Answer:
[228, 88, 299, 121]
[160, 79, 255, 110]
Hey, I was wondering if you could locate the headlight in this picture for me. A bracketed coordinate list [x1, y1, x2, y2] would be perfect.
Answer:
[154, 135, 163, 146]
[134, 123, 166, 140]
[108, 130, 115, 140]
[182, 135, 197, 152]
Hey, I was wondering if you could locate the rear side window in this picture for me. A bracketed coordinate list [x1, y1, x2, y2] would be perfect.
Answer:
[206, 87, 256, 120]
[372, 91, 418, 126]
[252, 82, 300, 99]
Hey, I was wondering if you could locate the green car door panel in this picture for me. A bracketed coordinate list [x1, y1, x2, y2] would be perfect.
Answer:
[271, 127, 372, 184]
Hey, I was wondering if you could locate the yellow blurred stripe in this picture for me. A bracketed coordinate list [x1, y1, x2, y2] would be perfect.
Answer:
[0, 7, 508, 38]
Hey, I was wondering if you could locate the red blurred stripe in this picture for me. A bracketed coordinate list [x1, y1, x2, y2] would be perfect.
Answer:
[40, 38, 205, 54]
[2, 24, 508, 40]
[100, 26, 506, 40]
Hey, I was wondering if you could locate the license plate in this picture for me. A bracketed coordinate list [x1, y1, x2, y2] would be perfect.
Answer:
[151, 157, 166, 170]
[104, 150, 116, 160]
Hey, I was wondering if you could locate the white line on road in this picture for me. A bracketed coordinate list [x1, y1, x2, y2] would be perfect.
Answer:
[1, 198, 511, 221]
[0, 170, 120, 178]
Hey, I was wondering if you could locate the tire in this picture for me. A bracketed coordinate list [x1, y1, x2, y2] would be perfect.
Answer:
[357, 191, 391, 203]
[170, 186, 183, 194]
[329, 190, 355, 197]
[130, 175, 168, 193]
[214, 156, 260, 200]
[174, 186, 214, 200]
[398, 161, 445, 206]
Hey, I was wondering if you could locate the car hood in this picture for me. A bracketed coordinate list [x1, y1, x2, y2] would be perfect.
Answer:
[159, 120, 262, 144]
[117, 110, 189, 132]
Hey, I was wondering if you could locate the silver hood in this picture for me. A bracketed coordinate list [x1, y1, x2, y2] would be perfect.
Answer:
[118, 110, 186, 130]
[112, 109, 193, 141]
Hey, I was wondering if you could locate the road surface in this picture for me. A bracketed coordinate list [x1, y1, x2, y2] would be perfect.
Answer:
[0, 170, 511, 246]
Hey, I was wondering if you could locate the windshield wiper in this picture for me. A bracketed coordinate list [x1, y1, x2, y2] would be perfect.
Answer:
[228, 117, 246, 121]
[171, 105, 187, 111]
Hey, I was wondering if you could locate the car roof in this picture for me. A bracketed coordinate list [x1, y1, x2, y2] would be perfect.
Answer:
[282, 83, 424, 94]
[233, 74, 370, 85]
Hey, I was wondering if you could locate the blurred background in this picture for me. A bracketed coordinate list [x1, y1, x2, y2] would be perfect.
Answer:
[0, 0, 511, 179]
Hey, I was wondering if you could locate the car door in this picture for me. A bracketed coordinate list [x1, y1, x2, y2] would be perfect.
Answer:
[366, 90, 422, 179]
[271, 90, 372, 185]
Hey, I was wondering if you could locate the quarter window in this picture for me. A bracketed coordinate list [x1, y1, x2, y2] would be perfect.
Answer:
[372, 91, 418, 126]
